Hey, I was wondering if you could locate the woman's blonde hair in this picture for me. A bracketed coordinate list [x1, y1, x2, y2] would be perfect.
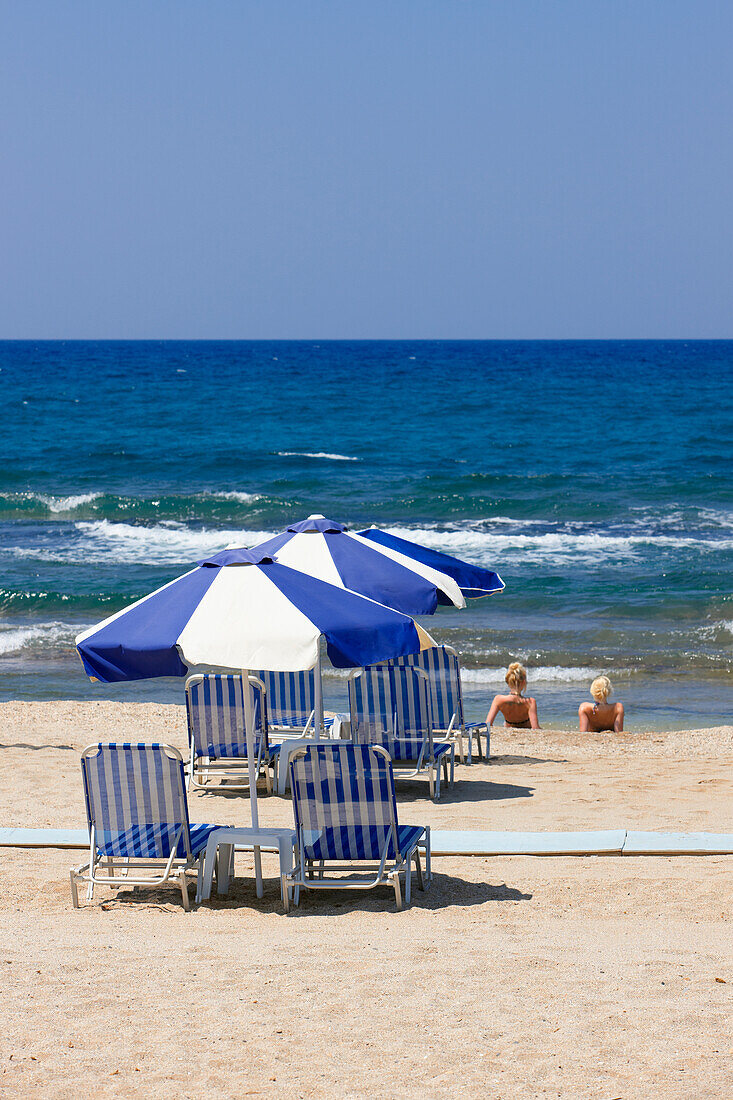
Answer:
[591, 675, 612, 703]
[505, 662, 527, 691]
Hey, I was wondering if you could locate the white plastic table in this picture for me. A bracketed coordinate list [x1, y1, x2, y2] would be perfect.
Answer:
[196, 826, 297, 907]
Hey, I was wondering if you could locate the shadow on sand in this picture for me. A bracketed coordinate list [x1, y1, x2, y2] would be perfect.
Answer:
[95, 869, 532, 915]
[0, 742, 76, 751]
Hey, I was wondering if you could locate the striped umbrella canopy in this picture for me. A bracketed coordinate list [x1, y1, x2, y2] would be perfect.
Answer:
[251, 514, 468, 615]
[357, 526, 505, 600]
[76, 547, 435, 830]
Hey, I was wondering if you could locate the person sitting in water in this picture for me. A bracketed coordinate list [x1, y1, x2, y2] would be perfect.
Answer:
[486, 662, 540, 730]
[579, 675, 624, 732]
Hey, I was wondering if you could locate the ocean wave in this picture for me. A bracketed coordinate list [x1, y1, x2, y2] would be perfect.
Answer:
[459, 665, 627, 684]
[276, 451, 360, 462]
[0, 622, 74, 656]
[0, 489, 267, 521]
[2, 521, 275, 566]
[208, 491, 261, 503]
[0, 491, 103, 516]
[690, 619, 733, 643]
[71, 521, 274, 565]
[382, 524, 733, 565]
[323, 664, 631, 684]
[39, 492, 102, 513]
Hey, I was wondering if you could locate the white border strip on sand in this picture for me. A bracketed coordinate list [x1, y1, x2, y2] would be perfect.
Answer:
[623, 831, 733, 855]
[430, 830, 627, 855]
[1, 827, 732, 855]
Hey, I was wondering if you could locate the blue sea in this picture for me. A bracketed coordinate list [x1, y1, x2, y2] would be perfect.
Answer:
[1, 340, 731, 729]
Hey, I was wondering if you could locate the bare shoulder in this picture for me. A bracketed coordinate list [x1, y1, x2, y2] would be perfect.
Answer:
[578, 701, 593, 713]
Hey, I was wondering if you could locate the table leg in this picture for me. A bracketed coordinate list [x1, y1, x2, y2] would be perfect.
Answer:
[276, 836, 295, 907]
[254, 844, 263, 898]
[217, 843, 233, 895]
[197, 833, 218, 903]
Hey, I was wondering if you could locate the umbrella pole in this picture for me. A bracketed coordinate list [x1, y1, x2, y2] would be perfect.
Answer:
[314, 650, 324, 742]
[242, 669, 263, 898]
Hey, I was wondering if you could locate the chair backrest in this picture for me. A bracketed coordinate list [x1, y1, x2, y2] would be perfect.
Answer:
[348, 665, 395, 739]
[255, 668, 316, 730]
[81, 742, 191, 859]
[390, 666, 435, 760]
[185, 673, 266, 761]
[390, 645, 463, 731]
[349, 665, 433, 762]
[289, 743, 402, 861]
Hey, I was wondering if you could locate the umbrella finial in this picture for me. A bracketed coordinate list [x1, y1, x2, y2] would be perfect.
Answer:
[287, 515, 348, 534]
[198, 548, 276, 567]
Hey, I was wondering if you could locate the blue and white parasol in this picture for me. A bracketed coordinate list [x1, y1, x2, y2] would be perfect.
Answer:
[76, 547, 435, 834]
[357, 526, 505, 600]
[251, 514, 468, 614]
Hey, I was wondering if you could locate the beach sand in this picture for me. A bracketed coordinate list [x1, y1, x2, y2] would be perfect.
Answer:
[0, 701, 731, 1098]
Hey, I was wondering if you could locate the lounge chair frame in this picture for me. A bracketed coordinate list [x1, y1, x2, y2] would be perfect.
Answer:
[390, 645, 489, 763]
[70, 743, 219, 911]
[185, 673, 276, 792]
[285, 744, 431, 911]
[348, 665, 455, 800]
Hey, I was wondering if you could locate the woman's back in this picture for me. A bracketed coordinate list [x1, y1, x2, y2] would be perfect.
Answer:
[579, 676, 624, 732]
[495, 693, 534, 728]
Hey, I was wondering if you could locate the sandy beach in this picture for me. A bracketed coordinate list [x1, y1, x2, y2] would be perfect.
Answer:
[0, 700, 730, 1098]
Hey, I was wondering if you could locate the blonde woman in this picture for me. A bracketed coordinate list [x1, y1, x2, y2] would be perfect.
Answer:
[486, 662, 540, 730]
[579, 675, 624, 732]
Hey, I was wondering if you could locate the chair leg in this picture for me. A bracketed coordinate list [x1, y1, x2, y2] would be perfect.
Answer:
[393, 871, 403, 911]
[281, 873, 290, 914]
[415, 849, 425, 891]
[70, 870, 79, 908]
[180, 873, 191, 912]
[405, 859, 412, 907]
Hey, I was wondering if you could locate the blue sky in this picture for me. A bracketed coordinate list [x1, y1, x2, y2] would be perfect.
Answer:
[2, 1, 732, 337]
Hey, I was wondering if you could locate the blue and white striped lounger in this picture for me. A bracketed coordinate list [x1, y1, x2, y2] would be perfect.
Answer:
[255, 668, 316, 733]
[254, 669, 335, 738]
[285, 743, 431, 911]
[70, 743, 224, 910]
[391, 645, 489, 763]
[349, 664, 454, 800]
[185, 673, 278, 792]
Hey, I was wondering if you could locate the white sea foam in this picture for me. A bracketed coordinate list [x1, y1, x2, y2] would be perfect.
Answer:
[38, 493, 102, 513]
[324, 665, 630, 685]
[0, 491, 102, 514]
[0, 622, 73, 656]
[202, 491, 261, 504]
[382, 525, 733, 566]
[459, 666, 630, 684]
[276, 451, 360, 462]
[3, 521, 276, 566]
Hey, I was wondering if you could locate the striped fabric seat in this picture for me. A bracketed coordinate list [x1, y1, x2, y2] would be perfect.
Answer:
[185, 673, 277, 791]
[71, 742, 223, 910]
[95, 821, 219, 860]
[255, 669, 316, 732]
[391, 645, 488, 762]
[286, 743, 431, 910]
[348, 664, 455, 800]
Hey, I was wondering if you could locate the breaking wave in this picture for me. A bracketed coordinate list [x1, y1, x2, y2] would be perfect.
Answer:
[276, 452, 360, 461]
[0, 622, 75, 656]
